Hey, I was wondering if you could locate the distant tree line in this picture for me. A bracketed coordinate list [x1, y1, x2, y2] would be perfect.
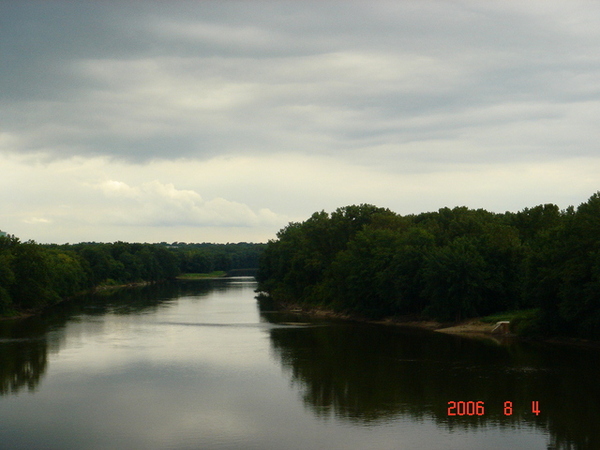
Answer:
[167, 242, 265, 274]
[256, 192, 600, 340]
[0, 240, 265, 316]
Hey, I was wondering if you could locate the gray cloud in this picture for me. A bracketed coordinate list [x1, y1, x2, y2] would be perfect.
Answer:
[2, 1, 600, 243]
[3, 1, 600, 165]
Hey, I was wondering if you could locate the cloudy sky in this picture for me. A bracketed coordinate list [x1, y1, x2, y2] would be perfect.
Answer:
[1, 1, 600, 244]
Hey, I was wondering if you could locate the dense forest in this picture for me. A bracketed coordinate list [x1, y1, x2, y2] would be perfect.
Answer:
[167, 242, 264, 274]
[256, 192, 600, 340]
[0, 239, 264, 316]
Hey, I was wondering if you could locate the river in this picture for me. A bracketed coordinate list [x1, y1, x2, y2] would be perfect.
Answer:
[0, 278, 598, 449]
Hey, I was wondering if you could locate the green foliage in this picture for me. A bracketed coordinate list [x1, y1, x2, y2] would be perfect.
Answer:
[480, 309, 539, 324]
[320, 226, 432, 318]
[9, 242, 59, 309]
[422, 237, 487, 321]
[0, 237, 264, 316]
[257, 192, 600, 340]
[256, 204, 394, 307]
[503, 309, 542, 337]
[0, 252, 15, 314]
[45, 250, 88, 298]
[172, 242, 265, 274]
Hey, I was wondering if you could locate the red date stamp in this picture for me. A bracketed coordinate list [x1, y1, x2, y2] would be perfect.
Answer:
[447, 401, 540, 416]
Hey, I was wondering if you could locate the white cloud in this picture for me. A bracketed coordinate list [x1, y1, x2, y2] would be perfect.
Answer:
[93, 179, 282, 228]
[22, 217, 52, 225]
[99, 180, 140, 198]
[2, 2, 600, 244]
[0, 149, 598, 244]
[0, 154, 291, 243]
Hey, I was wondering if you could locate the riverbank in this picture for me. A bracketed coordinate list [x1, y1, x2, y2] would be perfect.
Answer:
[175, 271, 227, 280]
[264, 299, 509, 337]
[1, 279, 162, 321]
[270, 301, 600, 348]
[267, 301, 464, 332]
[258, 292, 520, 336]
[92, 280, 157, 292]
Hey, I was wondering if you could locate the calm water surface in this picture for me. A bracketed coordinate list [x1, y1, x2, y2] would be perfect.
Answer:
[0, 278, 598, 449]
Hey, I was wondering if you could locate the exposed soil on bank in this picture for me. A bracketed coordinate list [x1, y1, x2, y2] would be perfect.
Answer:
[273, 303, 499, 336]
[92, 280, 156, 292]
[372, 317, 500, 337]
[434, 319, 497, 335]
[273, 303, 600, 348]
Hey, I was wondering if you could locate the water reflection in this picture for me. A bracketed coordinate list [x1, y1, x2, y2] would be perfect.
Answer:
[0, 280, 222, 396]
[2, 280, 598, 449]
[0, 320, 47, 395]
[260, 303, 600, 449]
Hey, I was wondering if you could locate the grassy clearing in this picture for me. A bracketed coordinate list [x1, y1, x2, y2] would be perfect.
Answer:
[480, 309, 539, 324]
[480, 309, 542, 336]
[176, 271, 227, 279]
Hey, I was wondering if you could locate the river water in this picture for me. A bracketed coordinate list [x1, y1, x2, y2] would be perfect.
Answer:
[0, 278, 598, 449]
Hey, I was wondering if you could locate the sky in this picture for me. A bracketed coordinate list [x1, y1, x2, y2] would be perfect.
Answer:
[1, 1, 600, 244]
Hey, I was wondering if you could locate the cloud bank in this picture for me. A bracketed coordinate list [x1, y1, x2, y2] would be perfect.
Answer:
[95, 179, 280, 228]
[1, 1, 600, 243]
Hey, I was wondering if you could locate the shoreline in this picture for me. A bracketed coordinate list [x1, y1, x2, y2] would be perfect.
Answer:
[92, 280, 156, 292]
[290, 307, 496, 335]
[1, 280, 161, 321]
[269, 301, 600, 348]
[269, 302, 482, 333]
[2, 276, 246, 321]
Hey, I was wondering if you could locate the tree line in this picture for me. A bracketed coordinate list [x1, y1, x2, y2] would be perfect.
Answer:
[0, 239, 265, 316]
[169, 242, 265, 274]
[256, 192, 600, 340]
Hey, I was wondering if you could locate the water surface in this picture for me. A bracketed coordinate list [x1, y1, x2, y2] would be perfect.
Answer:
[0, 278, 598, 449]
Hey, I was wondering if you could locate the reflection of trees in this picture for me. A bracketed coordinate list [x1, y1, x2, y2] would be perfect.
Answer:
[0, 318, 48, 395]
[0, 279, 226, 396]
[44, 279, 220, 318]
[266, 320, 600, 449]
[75, 281, 189, 316]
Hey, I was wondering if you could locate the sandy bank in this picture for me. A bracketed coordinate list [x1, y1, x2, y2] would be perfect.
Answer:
[274, 303, 501, 336]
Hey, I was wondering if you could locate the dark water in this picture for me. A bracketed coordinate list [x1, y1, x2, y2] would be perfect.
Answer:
[0, 278, 598, 449]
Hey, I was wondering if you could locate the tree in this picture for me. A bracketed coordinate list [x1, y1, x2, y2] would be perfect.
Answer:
[9, 242, 57, 309]
[422, 237, 487, 321]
